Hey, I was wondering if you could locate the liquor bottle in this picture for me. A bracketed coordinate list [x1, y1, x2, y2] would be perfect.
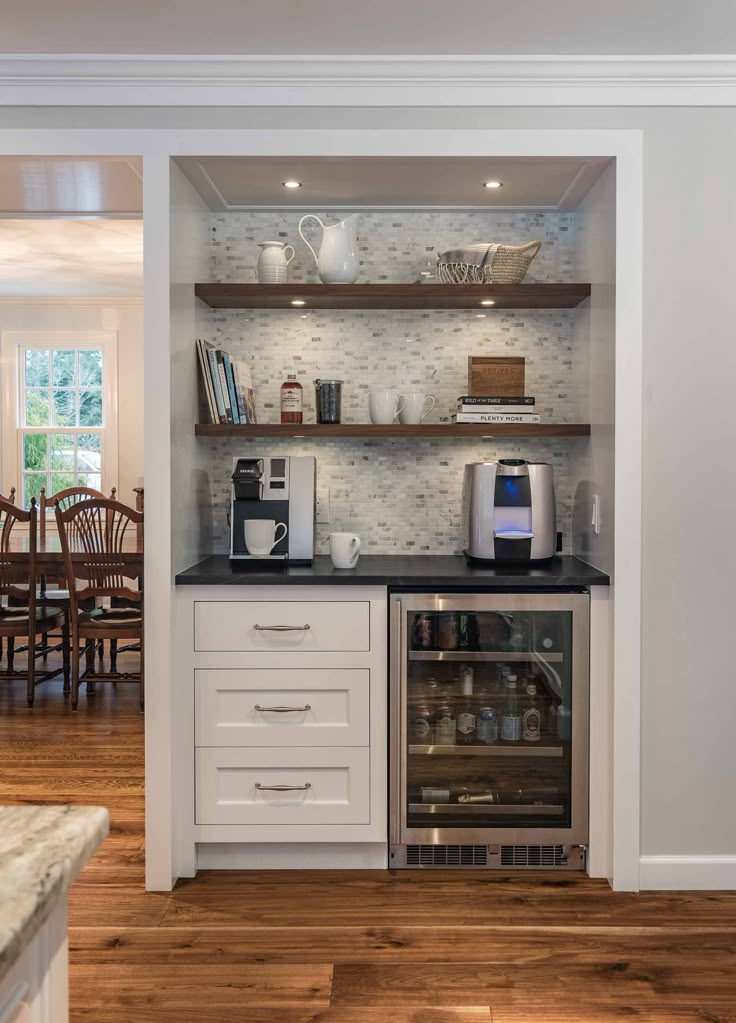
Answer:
[434, 699, 457, 745]
[456, 672, 477, 745]
[522, 683, 542, 742]
[501, 675, 522, 743]
[280, 374, 303, 424]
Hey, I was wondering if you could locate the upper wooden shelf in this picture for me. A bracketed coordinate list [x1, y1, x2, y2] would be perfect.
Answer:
[194, 282, 591, 310]
[195, 423, 590, 439]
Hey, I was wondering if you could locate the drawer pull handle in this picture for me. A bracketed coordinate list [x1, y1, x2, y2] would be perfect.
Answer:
[254, 624, 311, 632]
[255, 704, 311, 713]
[255, 782, 312, 792]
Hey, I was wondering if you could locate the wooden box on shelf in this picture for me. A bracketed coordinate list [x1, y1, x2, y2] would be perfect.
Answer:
[468, 356, 525, 396]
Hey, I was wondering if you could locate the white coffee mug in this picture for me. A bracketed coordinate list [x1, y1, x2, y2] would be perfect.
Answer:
[329, 532, 361, 569]
[244, 519, 288, 556]
[369, 388, 407, 425]
[399, 392, 436, 425]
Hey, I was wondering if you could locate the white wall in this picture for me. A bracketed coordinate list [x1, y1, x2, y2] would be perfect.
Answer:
[571, 163, 616, 578]
[0, 299, 143, 502]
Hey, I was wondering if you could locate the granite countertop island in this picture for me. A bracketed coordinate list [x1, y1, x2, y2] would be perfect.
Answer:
[176, 553, 609, 589]
[0, 806, 109, 981]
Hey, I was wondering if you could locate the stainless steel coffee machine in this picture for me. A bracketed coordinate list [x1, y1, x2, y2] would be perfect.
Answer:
[462, 459, 556, 563]
[230, 456, 316, 564]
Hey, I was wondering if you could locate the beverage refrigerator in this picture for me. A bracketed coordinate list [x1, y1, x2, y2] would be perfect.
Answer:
[390, 592, 590, 870]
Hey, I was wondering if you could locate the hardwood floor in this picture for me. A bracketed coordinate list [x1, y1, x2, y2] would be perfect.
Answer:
[2, 664, 736, 1022]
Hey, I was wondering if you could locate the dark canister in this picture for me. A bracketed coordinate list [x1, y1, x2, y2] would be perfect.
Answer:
[314, 379, 343, 424]
[412, 613, 435, 650]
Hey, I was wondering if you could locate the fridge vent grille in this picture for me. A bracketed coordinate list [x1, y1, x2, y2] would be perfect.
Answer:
[406, 844, 488, 866]
[501, 845, 565, 867]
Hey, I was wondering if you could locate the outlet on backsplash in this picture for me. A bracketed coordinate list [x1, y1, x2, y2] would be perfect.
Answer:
[316, 488, 330, 524]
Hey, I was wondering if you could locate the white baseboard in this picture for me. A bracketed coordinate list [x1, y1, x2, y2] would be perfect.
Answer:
[640, 855, 736, 890]
[197, 842, 388, 870]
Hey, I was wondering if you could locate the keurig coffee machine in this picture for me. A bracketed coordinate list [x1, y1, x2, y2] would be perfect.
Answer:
[462, 459, 556, 563]
[230, 456, 316, 564]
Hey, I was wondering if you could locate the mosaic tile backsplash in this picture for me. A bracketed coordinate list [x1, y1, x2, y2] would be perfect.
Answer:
[202, 210, 585, 556]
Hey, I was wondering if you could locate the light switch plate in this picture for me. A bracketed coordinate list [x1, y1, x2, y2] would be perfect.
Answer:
[316, 488, 330, 524]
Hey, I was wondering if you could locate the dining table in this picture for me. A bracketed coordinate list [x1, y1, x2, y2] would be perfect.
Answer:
[6, 531, 144, 581]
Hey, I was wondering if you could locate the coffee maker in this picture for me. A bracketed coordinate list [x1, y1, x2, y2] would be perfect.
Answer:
[462, 459, 556, 563]
[230, 456, 316, 564]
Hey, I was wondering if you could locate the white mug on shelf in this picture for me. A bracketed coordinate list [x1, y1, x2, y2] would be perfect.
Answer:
[369, 388, 407, 425]
[257, 241, 295, 284]
[244, 519, 288, 556]
[329, 532, 361, 569]
[398, 392, 436, 425]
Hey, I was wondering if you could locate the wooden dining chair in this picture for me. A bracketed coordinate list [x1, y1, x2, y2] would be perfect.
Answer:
[0, 487, 16, 504]
[37, 485, 116, 661]
[0, 497, 69, 706]
[55, 497, 144, 711]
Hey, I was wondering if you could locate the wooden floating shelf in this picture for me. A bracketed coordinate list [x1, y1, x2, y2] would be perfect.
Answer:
[194, 282, 591, 310]
[195, 423, 591, 439]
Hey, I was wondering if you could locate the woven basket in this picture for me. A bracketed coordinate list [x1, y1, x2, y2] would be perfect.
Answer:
[437, 240, 542, 285]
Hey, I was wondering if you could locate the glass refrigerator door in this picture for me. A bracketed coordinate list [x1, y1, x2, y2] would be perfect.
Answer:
[397, 594, 589, 844]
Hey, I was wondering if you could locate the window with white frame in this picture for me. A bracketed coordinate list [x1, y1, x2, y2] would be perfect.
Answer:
[1, 331, 118, 509]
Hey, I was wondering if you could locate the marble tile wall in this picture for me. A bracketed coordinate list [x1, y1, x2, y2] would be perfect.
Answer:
[202, 211, 584, 556]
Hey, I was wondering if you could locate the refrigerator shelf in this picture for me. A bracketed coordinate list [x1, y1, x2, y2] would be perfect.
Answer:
[408, 743, 565, 758]
[408, 650, 564, 663]
[409, 802, 565, 816]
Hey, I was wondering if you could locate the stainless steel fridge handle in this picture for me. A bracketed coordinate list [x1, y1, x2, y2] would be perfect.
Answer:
[254, 704, 311, 713]
[254, 624, 311, 632]
[255, 782, 311, 792]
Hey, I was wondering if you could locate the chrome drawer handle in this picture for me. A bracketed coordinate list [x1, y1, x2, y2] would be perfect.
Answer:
[255, 782, 311, 792]
[254, 623, 311, 632]
[255, 704, 311, 713]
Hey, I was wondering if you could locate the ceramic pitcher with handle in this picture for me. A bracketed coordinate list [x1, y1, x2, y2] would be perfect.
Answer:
[257, 240, 295, 284]
[298, 213, 361, 284]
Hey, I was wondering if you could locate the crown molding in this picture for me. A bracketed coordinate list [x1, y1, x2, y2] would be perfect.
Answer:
[1, 54, 736, 106]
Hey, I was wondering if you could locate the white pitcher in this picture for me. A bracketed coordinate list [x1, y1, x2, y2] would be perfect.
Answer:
[298, 213, 361, 284]
[257, 240, 295, 284]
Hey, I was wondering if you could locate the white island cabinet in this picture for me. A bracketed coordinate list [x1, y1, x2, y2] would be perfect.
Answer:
[173, 585, 388, 873]
[0, 806, 108, 1023]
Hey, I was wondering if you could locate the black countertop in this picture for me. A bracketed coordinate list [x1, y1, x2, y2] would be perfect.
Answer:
[175, 554, 609, 589]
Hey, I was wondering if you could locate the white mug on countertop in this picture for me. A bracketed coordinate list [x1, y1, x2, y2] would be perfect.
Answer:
[369, 388, 407, 424]
[244, 519, 288, 556]
[329, 532, 361, 569]
[399, 392, 436, 425]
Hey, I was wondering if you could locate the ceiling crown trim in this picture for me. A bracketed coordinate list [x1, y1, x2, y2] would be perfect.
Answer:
[1, 54, 736, 106]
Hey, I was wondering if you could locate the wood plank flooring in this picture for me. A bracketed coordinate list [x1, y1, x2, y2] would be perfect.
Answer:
[2, 664, 736, 1022]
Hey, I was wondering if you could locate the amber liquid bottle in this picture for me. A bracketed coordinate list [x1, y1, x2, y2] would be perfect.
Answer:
[280, 374, 303, 424]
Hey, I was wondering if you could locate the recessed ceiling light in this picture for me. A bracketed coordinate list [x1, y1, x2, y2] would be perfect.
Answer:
[291, 299, 306, 306]
[483, 180, 503, 189]
[283, 180, 302, 189]
[480, 299, 495, 307]
[476, 314, 487, 318]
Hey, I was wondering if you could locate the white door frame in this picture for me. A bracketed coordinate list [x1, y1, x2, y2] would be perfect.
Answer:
[0, 126, 643, 892]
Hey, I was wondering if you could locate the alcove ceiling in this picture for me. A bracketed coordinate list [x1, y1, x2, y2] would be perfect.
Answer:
[176, 155, 612, 212]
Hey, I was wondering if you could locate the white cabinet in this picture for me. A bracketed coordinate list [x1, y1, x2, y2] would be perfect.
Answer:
[195, 668, 370, 747]
[194, 600, 370, 652]
[196, 746, 370, 825]
[175, 584, 388, 866]
[0, 901, 69, 1023]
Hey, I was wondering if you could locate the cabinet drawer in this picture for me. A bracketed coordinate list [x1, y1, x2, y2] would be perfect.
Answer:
[194, 601, 369, 653]
[196, 747, 370, 826]
[195, 669, 369, 747]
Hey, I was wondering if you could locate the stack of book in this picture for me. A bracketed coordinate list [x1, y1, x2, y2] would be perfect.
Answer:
[452, 395, 539, 424]
[196, 338, 256, 425]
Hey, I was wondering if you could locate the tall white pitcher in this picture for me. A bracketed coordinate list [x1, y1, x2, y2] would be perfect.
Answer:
[298, 213, 361, 284]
